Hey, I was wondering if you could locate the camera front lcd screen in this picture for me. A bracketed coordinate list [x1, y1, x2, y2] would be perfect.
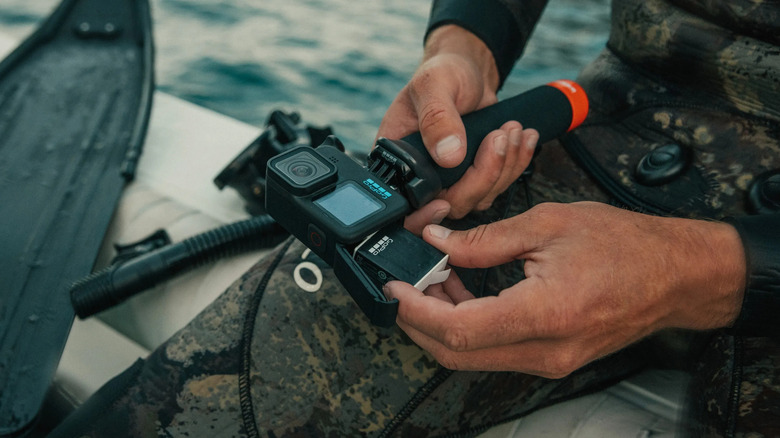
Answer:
[314, 182, 383, 226]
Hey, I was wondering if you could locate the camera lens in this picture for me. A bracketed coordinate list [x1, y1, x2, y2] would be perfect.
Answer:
[273, 149, 335, 188]
[288, 161, 316, 178]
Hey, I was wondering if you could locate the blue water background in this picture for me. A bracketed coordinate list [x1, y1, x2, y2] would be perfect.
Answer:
[0, 0, 609, 151]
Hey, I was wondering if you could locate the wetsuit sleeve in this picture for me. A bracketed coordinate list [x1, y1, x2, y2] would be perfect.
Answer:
[425, 0, 549, 88]
[725, 214, 780, 338]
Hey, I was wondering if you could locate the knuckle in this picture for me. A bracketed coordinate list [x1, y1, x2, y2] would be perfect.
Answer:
[463, 224, 490, 247]
[417, 102, 450, 133]
[409, 66, 436, 91]
[544, 369, 572, 380]
[528, 202, 561, 217]
[441, 325, 470, 352]
[501, 120, 523, 131]
[475, 200, 493, 211]
[448, 206, 469, 220]
[526, 202, 570, 232]
[545, 350, 581, 379]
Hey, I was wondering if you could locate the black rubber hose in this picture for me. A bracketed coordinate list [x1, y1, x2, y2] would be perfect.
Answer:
[70, 214, 287, 318]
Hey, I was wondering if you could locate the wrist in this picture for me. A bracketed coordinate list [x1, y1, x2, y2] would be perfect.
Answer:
[423, 25, 500, 93]
[664, 218, 746, 331]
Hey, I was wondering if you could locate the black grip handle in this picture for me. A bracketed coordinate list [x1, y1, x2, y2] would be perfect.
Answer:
[400, 82, 585, 188]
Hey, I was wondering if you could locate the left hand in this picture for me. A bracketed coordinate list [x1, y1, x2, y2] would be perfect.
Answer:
[375, 25, 539, 219]
[384, 202, 746, 377]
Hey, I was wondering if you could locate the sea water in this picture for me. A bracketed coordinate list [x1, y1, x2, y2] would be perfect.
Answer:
[0, 0, 609, 151]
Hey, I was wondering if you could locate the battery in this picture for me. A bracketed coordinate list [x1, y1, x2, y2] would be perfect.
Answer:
[353, 223, 450, 291]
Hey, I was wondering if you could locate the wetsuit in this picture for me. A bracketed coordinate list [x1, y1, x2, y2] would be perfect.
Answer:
[50, 0, 779, 436]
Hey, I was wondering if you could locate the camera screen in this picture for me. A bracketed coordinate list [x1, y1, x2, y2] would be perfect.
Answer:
[314, 182, 383, 226]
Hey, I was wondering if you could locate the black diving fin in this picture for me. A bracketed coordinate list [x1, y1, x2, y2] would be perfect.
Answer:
[0, 0, 154, 434]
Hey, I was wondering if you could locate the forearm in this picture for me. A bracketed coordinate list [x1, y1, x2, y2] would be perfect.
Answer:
[426, 0, 549, 87]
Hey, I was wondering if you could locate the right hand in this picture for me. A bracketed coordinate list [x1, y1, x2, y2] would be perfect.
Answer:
[385, 202, 747, 376]
[376, 25, 539, 219]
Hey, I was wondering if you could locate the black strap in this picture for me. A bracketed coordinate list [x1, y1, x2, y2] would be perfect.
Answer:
[724, 214, 780, 338]
[425, 0, 547, 88]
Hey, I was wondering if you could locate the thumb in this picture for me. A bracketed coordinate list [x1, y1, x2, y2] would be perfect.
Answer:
[412, 87, 467, 168]
[422, 216, 538, 268]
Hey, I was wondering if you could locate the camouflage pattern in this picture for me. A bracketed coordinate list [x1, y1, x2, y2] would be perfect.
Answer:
[686, 334, 780, 437]
[51, 0, 779, 436]
[568, 0, 779, 219]
[562, 0, 780, 435]
[51, 235, 644, 438]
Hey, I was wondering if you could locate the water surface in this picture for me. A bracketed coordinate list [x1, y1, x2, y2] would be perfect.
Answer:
[0, 0, 610, 150]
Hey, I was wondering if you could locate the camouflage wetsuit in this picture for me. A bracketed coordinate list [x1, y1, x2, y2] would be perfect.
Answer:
[50, 0, 779, 436]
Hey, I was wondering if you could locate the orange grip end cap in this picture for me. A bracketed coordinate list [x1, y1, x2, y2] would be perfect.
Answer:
[547, 79, 589, 131]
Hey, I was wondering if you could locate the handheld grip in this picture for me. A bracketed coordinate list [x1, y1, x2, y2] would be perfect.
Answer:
[400, 80, 588, 188]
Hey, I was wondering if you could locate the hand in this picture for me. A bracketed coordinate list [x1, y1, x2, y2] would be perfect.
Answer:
[376, 25, 539, 219]
[384, 202, 746, 377]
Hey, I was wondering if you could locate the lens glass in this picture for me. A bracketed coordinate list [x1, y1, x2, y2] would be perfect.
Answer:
[274, 150, 332, 186]
[289, 161, 315, 178]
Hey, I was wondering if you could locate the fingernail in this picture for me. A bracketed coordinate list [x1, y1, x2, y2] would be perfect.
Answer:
[509, 128, 522, 147]
[432, 208, 450, 225]
[427, 224, 452, 240]
[493, 134, 507, 156]
[435, 135, 462, 161]
[382, 284, 394, 299]
[524, 131, 539, 151]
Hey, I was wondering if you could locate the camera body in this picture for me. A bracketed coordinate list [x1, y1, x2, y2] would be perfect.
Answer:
[267, 139, 452, 327]
[266, 143, 411, 264]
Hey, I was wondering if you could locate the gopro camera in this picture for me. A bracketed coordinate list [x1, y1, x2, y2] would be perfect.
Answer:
[266, 80, 589, 327]
[268, 141, 409, 247]
[266, 137, 449, 327]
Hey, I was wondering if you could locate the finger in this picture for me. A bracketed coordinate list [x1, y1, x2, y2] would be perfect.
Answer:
[384, 280, 454, 323]
[385, 277, 549, 351]
[421, 214, 542, 269]
[439, 128, 507, 219]
[438, 269, 476, 304]
[403, 199, 450, 236]
[422, 282, 454, 304]
[396, 320, 585, 377]
[407, 70, 468, 168]
[477, 125, 538, 211]
[475, 123, 521, 211]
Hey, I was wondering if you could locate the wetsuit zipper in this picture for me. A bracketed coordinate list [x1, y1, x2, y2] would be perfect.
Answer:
[726, 336, 744, 438]
[377, 367, 454, 438]
[239, 238, 296, 438]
